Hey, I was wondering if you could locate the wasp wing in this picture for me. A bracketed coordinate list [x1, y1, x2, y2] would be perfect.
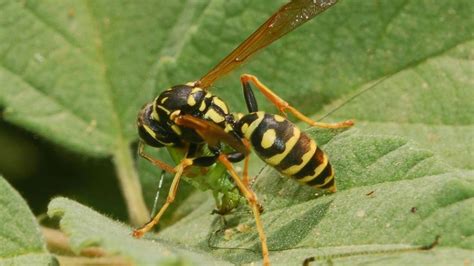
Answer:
[175, 115, 248, 155]
[198, 0, 338, 89]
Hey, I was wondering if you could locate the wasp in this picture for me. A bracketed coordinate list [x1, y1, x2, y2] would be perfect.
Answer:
[133, 0, 352, 265]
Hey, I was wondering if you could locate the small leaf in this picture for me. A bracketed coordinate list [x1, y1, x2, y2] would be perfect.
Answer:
[0, 176, 55, 265]
[47, 197, 231, 265]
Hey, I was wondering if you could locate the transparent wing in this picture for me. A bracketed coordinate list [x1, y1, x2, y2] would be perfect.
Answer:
[198, 0, 338, 89]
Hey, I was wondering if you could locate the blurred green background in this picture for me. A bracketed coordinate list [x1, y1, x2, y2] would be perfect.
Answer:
[0, 119, 128, 220]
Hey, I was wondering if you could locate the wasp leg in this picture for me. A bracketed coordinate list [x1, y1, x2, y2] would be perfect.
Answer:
[175, 115, 249, 155]
[186, 143, 219, 167]
[221, 141, 251, 186]
[240, 74, 353, 129]
[242, 78, 259, 113]
[241, 139, 252, 187]
[138, 141, 176, 173]
[133, 155, 192, 238]
[218, 154, 270, 266]
[175, 114, 254, 185]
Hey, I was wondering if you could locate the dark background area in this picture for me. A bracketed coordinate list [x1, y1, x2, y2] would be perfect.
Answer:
[0, 118, 128, 221]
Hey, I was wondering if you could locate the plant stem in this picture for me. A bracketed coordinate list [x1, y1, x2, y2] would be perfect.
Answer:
[113, 139, 149, 226]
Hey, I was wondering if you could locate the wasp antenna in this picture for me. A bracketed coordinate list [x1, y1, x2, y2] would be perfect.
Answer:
[150, 170, 166, 217]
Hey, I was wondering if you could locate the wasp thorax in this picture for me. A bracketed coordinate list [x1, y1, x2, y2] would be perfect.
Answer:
[155, 84, 206, 119]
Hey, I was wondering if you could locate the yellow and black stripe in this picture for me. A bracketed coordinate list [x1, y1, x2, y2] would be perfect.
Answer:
[140, 84, 234, 147]
[236, 111, 336, 192]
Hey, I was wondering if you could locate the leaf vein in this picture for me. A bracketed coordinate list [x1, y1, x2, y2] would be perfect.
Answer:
[83, 0, 124, 143]
[0, 63, 108, 136]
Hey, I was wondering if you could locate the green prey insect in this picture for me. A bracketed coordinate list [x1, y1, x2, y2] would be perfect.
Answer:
[132, 1, 352, 265]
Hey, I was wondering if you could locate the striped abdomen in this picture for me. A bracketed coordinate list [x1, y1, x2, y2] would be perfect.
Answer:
[235, 111, 336, 192]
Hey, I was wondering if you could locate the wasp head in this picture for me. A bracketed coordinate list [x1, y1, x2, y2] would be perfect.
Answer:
[137, 103, 181, 147]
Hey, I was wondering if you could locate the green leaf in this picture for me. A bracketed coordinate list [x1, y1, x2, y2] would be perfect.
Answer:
[1, 0, 472, 264]
[45, 129, 474, 265]
[262, 246, 474, 265]
[47, 197, 230, 266]
[325, 47, 474, 170]
[157, 129, 474, 265]
[0, 176, 55, 265]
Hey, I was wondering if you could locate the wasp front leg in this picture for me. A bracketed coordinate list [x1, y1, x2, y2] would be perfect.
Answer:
[138, 141, 176, 174]
[134, 143, 237, 237]
[241, 74, 353, 129]
[133, 155, 191, 238]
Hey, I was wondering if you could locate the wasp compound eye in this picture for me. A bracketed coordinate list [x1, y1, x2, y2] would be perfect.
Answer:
[137, 124, 164, 148]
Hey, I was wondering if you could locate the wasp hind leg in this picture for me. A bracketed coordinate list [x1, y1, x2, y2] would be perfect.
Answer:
[240, 74, 353, 129]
